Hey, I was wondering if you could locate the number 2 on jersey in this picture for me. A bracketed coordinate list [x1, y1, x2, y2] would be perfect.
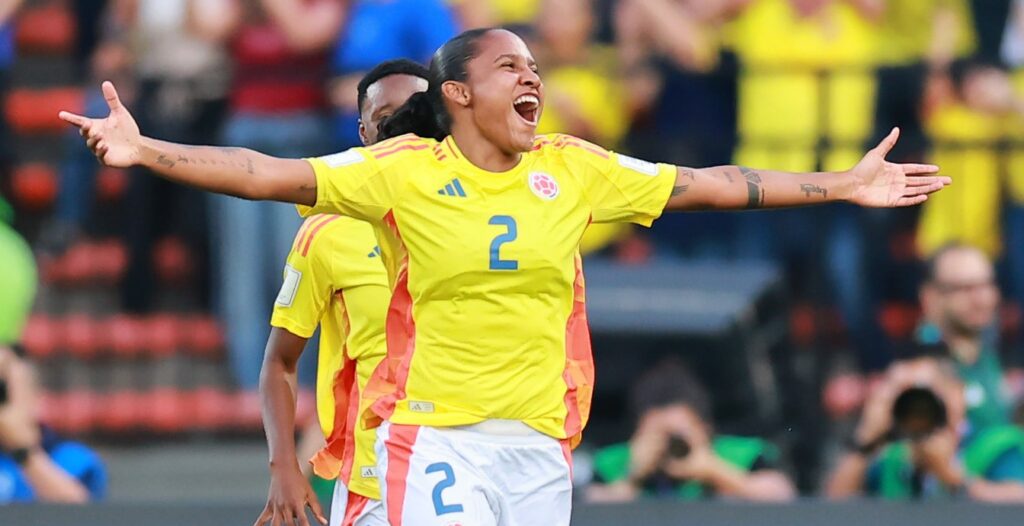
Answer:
[426, 462, 464, 515]
[488, 215, 519, 270]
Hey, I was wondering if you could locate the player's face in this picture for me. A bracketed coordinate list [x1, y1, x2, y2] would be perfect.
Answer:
[359, 74, 429, 146]
[462, 30, 543, 154]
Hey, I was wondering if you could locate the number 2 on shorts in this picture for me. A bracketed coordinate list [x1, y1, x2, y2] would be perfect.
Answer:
[425, 462, 464, 516]
[488, 215, 518, 270]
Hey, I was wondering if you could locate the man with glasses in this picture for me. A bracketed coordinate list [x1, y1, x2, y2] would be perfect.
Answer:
[917, 243, 1013, 432]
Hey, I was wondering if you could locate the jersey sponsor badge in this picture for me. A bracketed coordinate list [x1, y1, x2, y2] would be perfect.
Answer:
[275, 265, 302, 307]
[617, 154, 659, 176]
[319, 149, 364, 168]
[528, 171, 559, 200]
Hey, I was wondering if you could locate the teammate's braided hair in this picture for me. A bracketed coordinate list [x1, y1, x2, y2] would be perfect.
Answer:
[379, 28, 496, 142]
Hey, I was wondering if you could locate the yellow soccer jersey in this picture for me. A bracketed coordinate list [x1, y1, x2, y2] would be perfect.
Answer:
[301, 133, 676, 446]
[270, 214, 390, 499]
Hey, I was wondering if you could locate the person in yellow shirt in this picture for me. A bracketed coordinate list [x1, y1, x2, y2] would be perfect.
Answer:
[62, 27, 948, 526]
[532, 0, 632, 254]
[253, 60, 429, 526]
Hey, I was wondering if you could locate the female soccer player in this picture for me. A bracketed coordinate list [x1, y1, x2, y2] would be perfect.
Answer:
[61, 28, 948, 526]
[257, 60, 430, 526]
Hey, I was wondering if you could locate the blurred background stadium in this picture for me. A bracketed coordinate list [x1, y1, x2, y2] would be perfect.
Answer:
[3, 0, 1024, 523]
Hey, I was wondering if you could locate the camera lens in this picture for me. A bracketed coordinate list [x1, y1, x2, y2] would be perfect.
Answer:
[892, 387, 948, 440]
[668, 436, 691, 459]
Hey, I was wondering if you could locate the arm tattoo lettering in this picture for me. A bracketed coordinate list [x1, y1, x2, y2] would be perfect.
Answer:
[247, 157, 255, 175]
[800, 184, 828, 199]
[156, 155, 176, 169]
[740, 166, 763, 209]
[672, 169, 695, 197]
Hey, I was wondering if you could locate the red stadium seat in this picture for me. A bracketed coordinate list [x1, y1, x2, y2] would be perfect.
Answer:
[11, 163, 58, 209]
[144, 314, 180, 358]
[878, 302, 920, 341]
[233, 390, 264, 431]
[60, 389, 99, 435]
[789, 303, 817, 346]
[105, 315, 144, 358]
[21, 314, 57, 359]
[59, 314, 100, 360]
[188, 387, 235, 431]
[142, 388, 189, 433]
[6, 87, 83, 134]
[97, 168, 128, 202]
[57, 241, 100, 284]
[96, 390, 144, 433]
[93, 238, 128, 283]
[153, 236, 193, 284]
[182, 316, 224, 358]
[15, 4, 76, 55]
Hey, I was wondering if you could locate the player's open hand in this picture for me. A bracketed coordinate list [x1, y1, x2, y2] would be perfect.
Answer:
[848, 127, 950, 207]
[254, 462, 327, 526]
[57, 81, 141, 168]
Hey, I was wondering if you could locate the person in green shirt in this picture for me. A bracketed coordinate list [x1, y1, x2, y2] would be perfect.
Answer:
[827, 352, 1024, 501]
[0, 196, 37, 346]
[918, 242, 1013, 432]
[587, 359, 795, 502]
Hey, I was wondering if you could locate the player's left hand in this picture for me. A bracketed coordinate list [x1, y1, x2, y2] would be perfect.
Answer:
[848, 127, 950, 208]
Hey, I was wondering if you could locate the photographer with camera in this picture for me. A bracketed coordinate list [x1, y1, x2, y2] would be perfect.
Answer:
[587, 359, 795, 502]
[0, 346, 107, 503]
[826, 352, 1024, 501]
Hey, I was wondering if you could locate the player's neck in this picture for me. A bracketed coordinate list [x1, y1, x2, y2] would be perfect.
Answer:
[449, 125, 522, 173]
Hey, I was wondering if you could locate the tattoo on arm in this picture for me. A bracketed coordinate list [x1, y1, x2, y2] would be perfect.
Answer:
[156, 155, 176, 169]
[718, 170, 734, 183]
[740, 166, 764, 209]
[800, 183, 828, 199]
[672, 169, 695, 197]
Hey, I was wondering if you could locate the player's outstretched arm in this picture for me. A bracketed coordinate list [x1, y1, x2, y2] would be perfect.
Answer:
[58, 81, 318, 206]
[256, 328, 327, 526]
[664, 127, 950, 211]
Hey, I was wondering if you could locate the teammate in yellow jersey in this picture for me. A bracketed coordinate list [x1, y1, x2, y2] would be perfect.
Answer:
[62, 27, 950, 526]
[254, 60, 430, 526]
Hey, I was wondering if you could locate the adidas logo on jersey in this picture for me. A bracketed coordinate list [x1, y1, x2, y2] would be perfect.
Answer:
[367, 246, 382, 258]
[437, 178, 467, 197]
[360, 466, 378, 479]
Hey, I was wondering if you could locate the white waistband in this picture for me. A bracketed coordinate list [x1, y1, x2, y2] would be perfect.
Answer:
[454, 419, 541, 437]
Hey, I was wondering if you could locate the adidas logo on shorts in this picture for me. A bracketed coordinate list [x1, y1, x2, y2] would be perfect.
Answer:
[409, 401, 435, 413]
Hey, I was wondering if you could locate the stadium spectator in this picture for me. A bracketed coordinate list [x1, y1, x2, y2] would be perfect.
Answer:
[43, 2, 134, 254]
[327, 0, 457, 148]
[728, 0, 895, 371]
[587, 359, 795, 502]
[826, 352, 1024, 501]
[917, 243, 1016, 432]
[531, 0, 633, 256]
[203, 0, 344, 389]
[0, 346, 107, 503]
[117, 0, 231, 313]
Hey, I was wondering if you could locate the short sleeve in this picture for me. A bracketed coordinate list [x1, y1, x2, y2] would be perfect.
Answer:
[300, 148, 397, 222]
[985, 449, 1024, 483]
[562, 136, 676, 226]
[271, 219, 336, 339]
[49, 442, 107, 500]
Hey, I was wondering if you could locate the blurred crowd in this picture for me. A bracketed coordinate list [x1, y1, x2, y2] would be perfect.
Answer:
[4, 0, 1024, 504]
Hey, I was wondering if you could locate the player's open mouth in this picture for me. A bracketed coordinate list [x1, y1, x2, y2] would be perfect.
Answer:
[513, 95, 540, 126]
